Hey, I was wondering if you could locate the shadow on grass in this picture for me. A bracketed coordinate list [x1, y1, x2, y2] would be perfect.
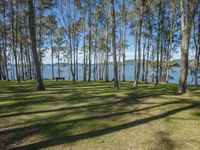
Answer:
[0, 83, 177, 115]
[9, 103, 200, 150]
[0, 81, 199, 150]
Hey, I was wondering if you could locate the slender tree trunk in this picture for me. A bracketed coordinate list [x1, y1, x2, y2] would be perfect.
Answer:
[83, 16, 86, 81]
[142, 40, 146, 81]
[167, 2, 175, 83]
[68, 57, 70, 80]
[122, 1, 126, 82]
[88, 5, 92, 82]
[20, 34, 24, 80]
[24, 44, 29, 80]
[2, 0, 9, 81]
[193, 8, 200, 85]
[118, 12, 122, 81]
[101, 53, 105, 80]
[94, 19, 98, 81]
[0, 43, 2, 80]
[159, 10, 165, 82]
[58, 47, 60, 78]
[28, 0, 45, 90]
[73, 27, 76, 82]
[105, 0, 109, 82]
[145, 19, 152, 83]
[69, 30, 75, 82]
[178, 0, 193, 94]
[111, 0, 119, 90]
[155, 1, 161, 86]
[151, 58, 155, 82]
[27, 46, 32, 80]
[133, 31, 138, 87]
[51, 33, 54, 79]
[136, 18, 143, 86]
[19, 10, 24, 80]
[24, 16, 32, 80]
[14, 0, 20, 82]
[166, 50, 170, 83]
[99, 54, 101, 80]
[76, 34, 79, 81]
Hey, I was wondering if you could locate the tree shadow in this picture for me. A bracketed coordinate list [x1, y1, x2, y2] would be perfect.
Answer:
[8, 103, 200, 150]
[0, 81, 199, 150]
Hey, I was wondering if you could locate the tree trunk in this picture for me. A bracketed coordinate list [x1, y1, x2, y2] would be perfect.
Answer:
[142, 40, 146, 81]
[83, 16, 87, 81]
[133, 31, 138, 87]
[2, 0, 9, 81]
[58, 47, 60, 78]
[193, 7, 200, 85]
[155, 1, 161, 86]
[136, 18, 143, 86]
[159, 10, 163, 82]
[167, 0, 175, 83]
[118, 11, 122, 81]
[88, 5, 92, 82]
[69, 30, 75, 82]
[105, 0, 109, 82]
[51, 33, 54, 80]
[0, 44, 2, 80]
[122, 1, 126, 82]
[28, 0, 45, 90]
[178, 0, 193, 94]
[76, 34, 79, 81]
[20, 35, 24, 80]
[111, 0, 119, 90]
[145, 18, 152, 83]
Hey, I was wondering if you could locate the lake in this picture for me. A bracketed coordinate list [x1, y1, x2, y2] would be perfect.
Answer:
[39, 64, 199, 85]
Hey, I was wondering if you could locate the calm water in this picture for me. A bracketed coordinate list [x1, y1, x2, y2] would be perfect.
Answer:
[7, 64, 199, 84]
[39, 64, 199, 85]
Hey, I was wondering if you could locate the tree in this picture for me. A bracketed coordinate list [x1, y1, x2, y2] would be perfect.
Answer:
[88, 2, 92, 82]
[105, 0, 109, 82]
[2, 0, 9, 81]
[145, 9, 152, 83]
[122, 0, 127, 82]
[193, 1, 200, 85]
[132, 0, 145, 88]
[111, 0, 119, 90]
[28, 0, 45, 90]
[155, 0, 161, 86]
[178, 0, 194, 94]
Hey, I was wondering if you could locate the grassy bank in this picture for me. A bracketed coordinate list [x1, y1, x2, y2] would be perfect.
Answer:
[0, 81, 200, 150]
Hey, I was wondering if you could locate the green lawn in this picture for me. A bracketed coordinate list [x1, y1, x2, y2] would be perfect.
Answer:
[0, 81, 200, 150]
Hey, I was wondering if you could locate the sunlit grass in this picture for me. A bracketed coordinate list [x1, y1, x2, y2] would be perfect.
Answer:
[0, 80, 200, 150]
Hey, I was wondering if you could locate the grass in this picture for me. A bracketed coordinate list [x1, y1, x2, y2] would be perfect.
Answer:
[0, 80, 200, 150]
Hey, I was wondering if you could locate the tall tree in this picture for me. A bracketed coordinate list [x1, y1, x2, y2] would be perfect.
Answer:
[193, 2, 200, 85]
[111, 0, 119, 90]
[155, 1, 161, 86]
[145, 10, 152, 83]
[122, 0, 127, 82]
[178, 0, 194, 94]
[105, 0, 109, 82]
[28, 0, 45, 90]
[2, 0, 9, 81]
[88, 2, 92, 82]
